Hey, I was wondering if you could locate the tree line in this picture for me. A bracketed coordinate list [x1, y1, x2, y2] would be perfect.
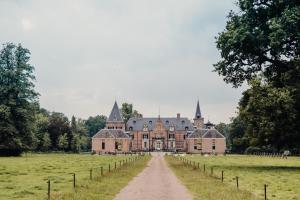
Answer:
[214, 0, 300, 154]
[0, 43, 140, 156]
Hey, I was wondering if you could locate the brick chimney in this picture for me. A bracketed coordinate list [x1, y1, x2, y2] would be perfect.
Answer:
[177, 113, 180, 119]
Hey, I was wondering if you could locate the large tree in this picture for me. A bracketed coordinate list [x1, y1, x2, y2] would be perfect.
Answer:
[215, 0, 300, 152]
[0, 43, 38, 156]
[85, 115, 106, 137]
[215, 0, 300, 87]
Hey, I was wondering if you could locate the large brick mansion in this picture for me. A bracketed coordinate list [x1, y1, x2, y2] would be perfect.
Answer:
[92, 101, 226, 154]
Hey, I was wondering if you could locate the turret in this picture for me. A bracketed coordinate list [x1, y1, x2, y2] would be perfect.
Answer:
[106, 101, 125, 130]
[193, 100, 204, 129]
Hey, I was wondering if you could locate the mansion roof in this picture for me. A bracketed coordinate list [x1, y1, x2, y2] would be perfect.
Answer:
[93, 129, 130, 139]
[188, 129, 225, 139]
[127, 117, 194, 131]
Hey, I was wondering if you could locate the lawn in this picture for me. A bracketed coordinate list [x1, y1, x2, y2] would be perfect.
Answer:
[169, 154, 300, 200]
[0, 153, 150, 200]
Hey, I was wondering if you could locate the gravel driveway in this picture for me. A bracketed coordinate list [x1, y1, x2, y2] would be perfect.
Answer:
[114, 152, 193, 200]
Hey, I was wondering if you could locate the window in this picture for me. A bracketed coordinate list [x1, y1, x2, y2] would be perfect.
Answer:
[181, 120, 185, 124]
[143, 134, 148, 139]
[183, 135, 186, 140]
[129, 127, 133, 131]
[194, 146, 197, 150]
[169, 134, 175, 139]
[212, 139, 216, 150]
[166, 120, 169, 124]
[149, 120, 152, 125]
[144, 142, 147, 148]
[185, 126, 189, 130]
[102, 142, 105, 150]
[131, 134, 134, 139]
[133, 120, 136, 124]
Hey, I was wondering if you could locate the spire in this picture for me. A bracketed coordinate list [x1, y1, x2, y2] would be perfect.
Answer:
[108, 101, 123, 122]
[195, 100, 202, 119]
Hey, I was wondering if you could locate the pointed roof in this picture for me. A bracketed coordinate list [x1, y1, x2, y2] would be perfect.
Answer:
[195, 100, 202, 119]
[107, 101, 123, 122]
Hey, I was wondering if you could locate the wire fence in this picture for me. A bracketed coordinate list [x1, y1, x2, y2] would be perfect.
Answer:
[170, 154, 269, 200]
[46, 152, 150, 200]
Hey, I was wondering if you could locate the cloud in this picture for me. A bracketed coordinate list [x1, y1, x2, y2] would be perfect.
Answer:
[0, 0, 243, 123]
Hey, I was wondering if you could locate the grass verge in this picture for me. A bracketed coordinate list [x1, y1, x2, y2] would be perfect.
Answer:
[59, 155, 151, 200]
[165, 155, 258, 200]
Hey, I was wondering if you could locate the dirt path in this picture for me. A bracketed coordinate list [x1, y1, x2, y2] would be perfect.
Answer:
[114, 152, 193, 200]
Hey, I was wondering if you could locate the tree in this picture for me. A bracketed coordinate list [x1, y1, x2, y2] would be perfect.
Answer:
[35, 110, 50, 151]
[85, 115, 106, 137]
[239, 78, 297, 151]
[0, 43, 38, 156]
[47, 112, 70, 150]
[215, 0, 300, 153]
[58, 133, 68, 151]
[121, 103, 142, 125]
[214, 0, 300, 87]
[42, 133, 51, 151]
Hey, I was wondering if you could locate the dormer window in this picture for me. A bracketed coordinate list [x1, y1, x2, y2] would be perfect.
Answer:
[169, 126, 174, 132]
[185, 126, 189, 130]
[129, 126, 133, 131]
[166, 120, 169, 124]
[181, 120, 185, 124]
[133, 120, 136, 124]
[149, 120, 152, 125]
[143, 124, 148, 132]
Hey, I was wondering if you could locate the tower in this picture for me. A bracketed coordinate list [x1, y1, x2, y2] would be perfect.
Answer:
[106, 101, 125, 130]
[193, 100, 204, 129]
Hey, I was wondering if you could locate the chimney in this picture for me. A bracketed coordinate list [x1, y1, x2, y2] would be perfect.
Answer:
[177, 113, 180, 119]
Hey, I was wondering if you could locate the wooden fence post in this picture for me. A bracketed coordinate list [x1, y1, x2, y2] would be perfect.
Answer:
[221, 171, 224, 183]
[264, 184, 268, 200]
[109, 164, 111, 172]
[236, 176, 239, 189]
[211, 167, 213, 176]
[90, 169, 92, 180]
[101, 166, 103, 176]
[47, 179, 50, 200]
[115, 162, 117, 169]
[203, 164, 206, 172]
[73, 173, 76, 188]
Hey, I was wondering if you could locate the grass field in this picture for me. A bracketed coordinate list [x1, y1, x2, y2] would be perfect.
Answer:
[0, 153, 150, 200]
[169, 155, 300, 200]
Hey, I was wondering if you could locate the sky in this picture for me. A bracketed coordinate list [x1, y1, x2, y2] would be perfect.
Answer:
[0, 0, 245, 123]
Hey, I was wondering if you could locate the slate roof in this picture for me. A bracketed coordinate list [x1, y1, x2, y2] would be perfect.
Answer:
[93, 129, 130, 139]
[127, 117, 194, 131]
[107, 101, 123, 122]
[188, 128, 225, 139]
[195, 100, 202, 119]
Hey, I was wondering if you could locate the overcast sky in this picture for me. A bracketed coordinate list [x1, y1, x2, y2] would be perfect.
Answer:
[0, 0, 245, 123]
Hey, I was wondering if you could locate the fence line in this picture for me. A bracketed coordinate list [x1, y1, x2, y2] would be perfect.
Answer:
[171, 155, 268, 200]
[47, 152, 150, 200]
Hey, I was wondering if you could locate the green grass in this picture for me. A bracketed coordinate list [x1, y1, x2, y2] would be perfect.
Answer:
[165, 155, 257, 200]
[170, 155, 300, 200]
[0, 153, 150, 200]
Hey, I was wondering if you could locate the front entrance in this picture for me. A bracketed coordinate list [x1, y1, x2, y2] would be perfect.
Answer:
[155, 140, 162, 151]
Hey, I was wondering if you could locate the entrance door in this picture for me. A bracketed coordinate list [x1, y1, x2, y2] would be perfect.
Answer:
[155, 140, 162, 151]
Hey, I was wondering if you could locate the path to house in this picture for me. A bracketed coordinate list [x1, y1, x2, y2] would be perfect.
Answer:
[114, 152, 193, 200]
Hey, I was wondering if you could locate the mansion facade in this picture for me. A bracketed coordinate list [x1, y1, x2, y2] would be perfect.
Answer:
[92, 101, 226, 154]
